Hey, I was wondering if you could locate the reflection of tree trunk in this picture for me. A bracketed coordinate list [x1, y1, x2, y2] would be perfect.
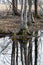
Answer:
[24, 44, 27, 65]
[34, 31, 38, 65]
[16, 42, 18, 65]
[20, 42, 24, 65]
[30, 39, 32, 65]
[20, 40, 28, 65]
[28, 44, 30, 65]
[11, 41, 15, 65]
[28, 38, 32, 65]
[20, 44, 24, 65]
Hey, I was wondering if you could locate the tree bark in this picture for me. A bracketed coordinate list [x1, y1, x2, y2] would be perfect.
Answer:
[20, 0, 23, 29]
[16, 0, 18, 10]
[12, 0, 20, 16]
[35, 0, 38, 17]
[12, 0, 15, 15]
[28, 0, 32, 24]
[23, 0, 27, 29]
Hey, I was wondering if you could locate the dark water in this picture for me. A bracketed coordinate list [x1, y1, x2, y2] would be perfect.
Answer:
[0, 31, 43, 65]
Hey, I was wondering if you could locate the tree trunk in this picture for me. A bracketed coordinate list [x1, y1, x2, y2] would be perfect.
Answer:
[28, 0, 32, 24]
[23, 0, 27, 29]
[16, 0, 18, 10]
[20, 0, 23, 29]
[35, 0, 38, 17]
[12, 0, 15, 15]
[12, 0, 20, 16]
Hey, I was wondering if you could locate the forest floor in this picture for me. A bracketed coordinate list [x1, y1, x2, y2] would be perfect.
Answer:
[0, 15, 20, 33]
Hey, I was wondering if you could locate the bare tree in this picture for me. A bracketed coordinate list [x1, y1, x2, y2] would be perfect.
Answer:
[28, 0, 32, 24]
[12, 0, 15, 15]
[23, 0, 28, 29]
[16, 0, 18, 10]
[35, 0, 38, 17]
[12, 0, 20, 15]
[20, 0, 23, 29]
